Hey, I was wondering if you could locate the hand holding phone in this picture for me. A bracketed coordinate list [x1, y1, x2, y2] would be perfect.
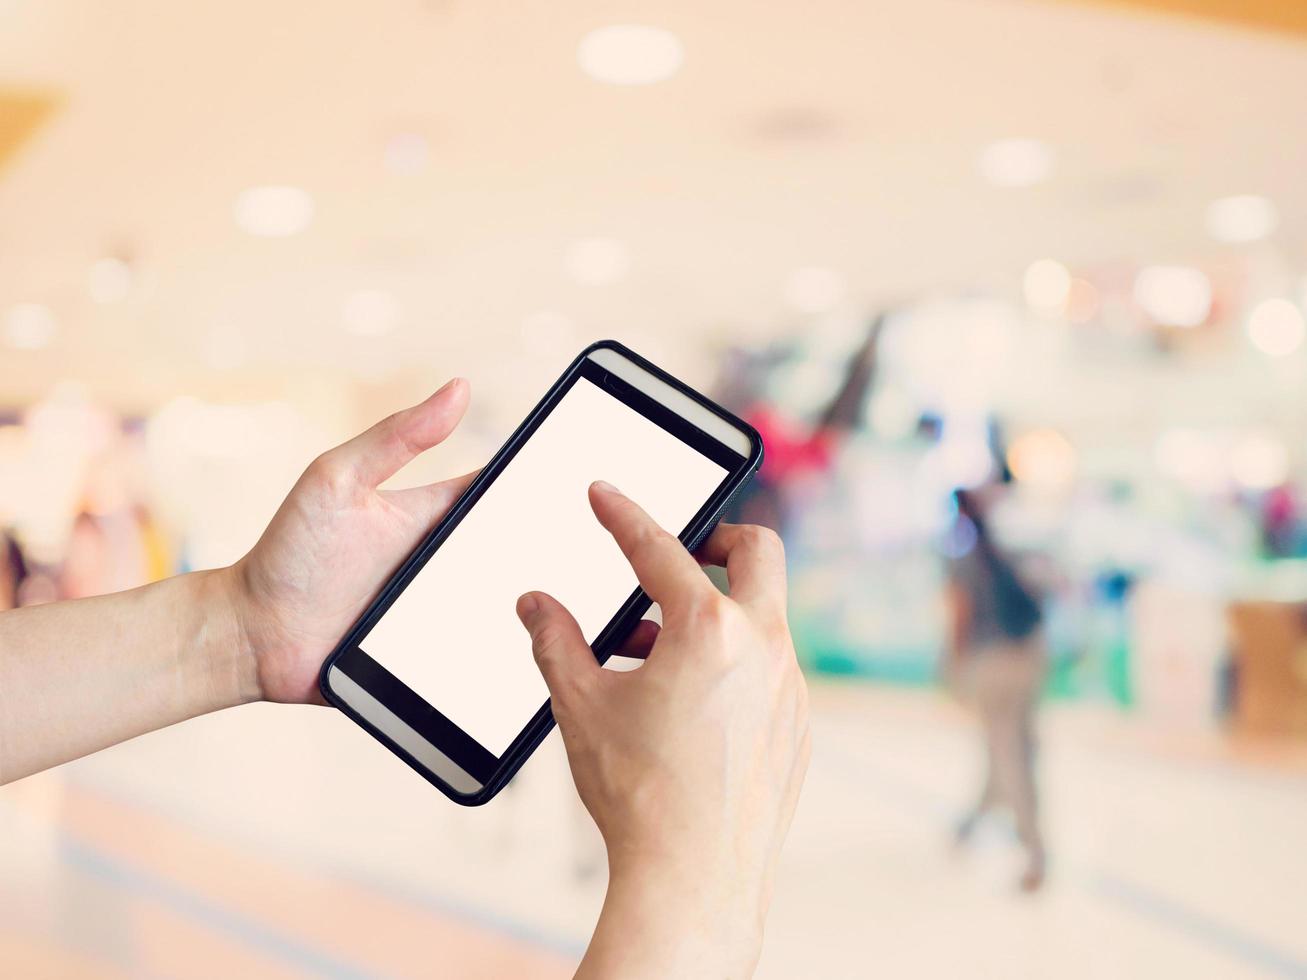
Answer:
[517, 485, 811, 979]
[320, 342, 764, 802]
[230, 378, 476, 706]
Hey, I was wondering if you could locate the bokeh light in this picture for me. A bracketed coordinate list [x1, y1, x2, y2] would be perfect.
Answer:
[1133, 265, 1212, 327]
[1205, 194, 1279, 244]
[977, 138, 1054, 188]
[1022, 259, 1071, 312]
[1246, 297, 1305, 357]
[234, 186, 315, 237]
[1007, 427, 1077, 492]
[577, 25, 684, 86]
[1230, 431, 1289, 490]
[4, 303, 57, 350]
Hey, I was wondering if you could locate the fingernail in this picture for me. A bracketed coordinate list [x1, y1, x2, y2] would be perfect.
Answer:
[517, 593, 539, 622]
[592, 480, 621, 496]
[435, 377, 462, 397]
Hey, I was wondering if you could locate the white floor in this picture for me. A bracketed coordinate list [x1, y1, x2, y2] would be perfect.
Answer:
[3, 681, 1305, 978]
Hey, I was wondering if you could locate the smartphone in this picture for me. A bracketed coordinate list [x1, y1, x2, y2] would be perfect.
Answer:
[319, 340, 763, 805]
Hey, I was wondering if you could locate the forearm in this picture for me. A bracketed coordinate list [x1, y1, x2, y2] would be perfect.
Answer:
[579, 857, 764, 980]
[0, 568, 258, 784]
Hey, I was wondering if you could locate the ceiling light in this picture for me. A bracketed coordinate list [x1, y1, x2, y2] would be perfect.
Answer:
[1022, 259, 1071, 312]
[1133, 265, 1211, 328]
[784, 267, 845, 315]
[565, 238, 629, 285]
[578, 25, 684, 86]
[234, 186, 314, 237]
[521, 311, 577, 355]
[343, 290, 400, 336]
[1205, 194, 1278, 244]
[977, 138, 1054, 188]
[88, 257, 132, 304]
[4, 303, 56, 350]
[1246, 298, 1305, 357]
[384, 133, 430, 175]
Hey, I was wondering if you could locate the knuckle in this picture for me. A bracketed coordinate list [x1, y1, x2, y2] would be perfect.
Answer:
[691, 595, 744, 659]
[692, 592, 730, 626]
[745, 524, 784, 557]
[307, 452, 351, 492]
[305, 452, 332, 482]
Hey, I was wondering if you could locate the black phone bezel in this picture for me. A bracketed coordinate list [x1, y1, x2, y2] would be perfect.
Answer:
[319, 339, 763, 805]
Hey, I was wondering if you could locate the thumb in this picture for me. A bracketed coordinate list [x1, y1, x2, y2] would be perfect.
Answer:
[321, 378, 469, 490]
[516, 592, 599, 713]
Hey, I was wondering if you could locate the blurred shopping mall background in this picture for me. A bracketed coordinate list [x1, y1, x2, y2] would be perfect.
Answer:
[4, 0, 1307, 977]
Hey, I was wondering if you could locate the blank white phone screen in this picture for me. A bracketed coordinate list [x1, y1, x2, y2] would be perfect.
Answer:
[358, 376, 729, 756]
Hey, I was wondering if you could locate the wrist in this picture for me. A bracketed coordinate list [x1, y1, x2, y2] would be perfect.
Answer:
[582, 854, 765, 979]
[198, 566, 264, 707]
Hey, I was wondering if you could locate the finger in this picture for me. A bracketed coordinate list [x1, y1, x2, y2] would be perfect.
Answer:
[588, 481, 713, 611]
[321, 378, 469, 489]
[611, 619, 660, 661]
[516, 591, 600, 709]
[694, 522, 787, 611]
[385, 468, 480, 528]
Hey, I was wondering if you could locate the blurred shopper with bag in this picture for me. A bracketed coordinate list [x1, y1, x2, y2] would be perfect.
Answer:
[946, 485, 1047, 891]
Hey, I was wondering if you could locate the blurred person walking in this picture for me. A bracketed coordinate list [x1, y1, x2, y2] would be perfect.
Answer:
[725, 314, 886, 536]
[945, 485, 1047, 891]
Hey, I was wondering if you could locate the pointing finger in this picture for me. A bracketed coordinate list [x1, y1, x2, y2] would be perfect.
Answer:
[588, 481, 714, 614]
